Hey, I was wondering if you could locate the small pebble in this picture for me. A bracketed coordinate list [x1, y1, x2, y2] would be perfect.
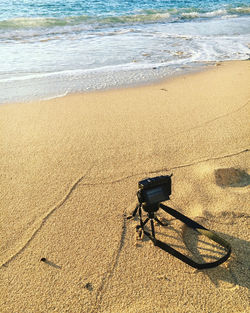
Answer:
[85, 282, 93, 291]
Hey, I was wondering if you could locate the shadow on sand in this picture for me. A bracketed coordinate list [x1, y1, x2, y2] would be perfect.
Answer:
[133, 215, 249, 289]
[182, 226, 250, 289]
[40, 258, 62, 269]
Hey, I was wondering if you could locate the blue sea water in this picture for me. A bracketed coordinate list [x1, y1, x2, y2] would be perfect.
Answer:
[0, 0, 249, 103]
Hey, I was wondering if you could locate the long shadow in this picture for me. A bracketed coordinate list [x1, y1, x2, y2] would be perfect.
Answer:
[182, 226, 250, 289]
[135, 217, 249, 289]
[128, 204, 249, 288]
[135, 218, 227, 258]
[40, 258, 62, 269]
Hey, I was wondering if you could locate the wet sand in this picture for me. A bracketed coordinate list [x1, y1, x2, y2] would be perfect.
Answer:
[0, 61, 249, 313]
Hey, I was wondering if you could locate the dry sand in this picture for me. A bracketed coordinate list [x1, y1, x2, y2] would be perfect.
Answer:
[0, 61, 249, 313]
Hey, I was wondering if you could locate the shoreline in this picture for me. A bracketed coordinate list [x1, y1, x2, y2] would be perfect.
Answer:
[40, 59, 248, 108]
[0, 60, 236, 106]
[1, 60, 249, 313]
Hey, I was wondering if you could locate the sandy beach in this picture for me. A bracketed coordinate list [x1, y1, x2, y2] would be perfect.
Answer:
[0, 61, 249, 313]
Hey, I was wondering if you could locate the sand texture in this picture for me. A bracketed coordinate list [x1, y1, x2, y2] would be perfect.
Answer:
[0, 61, 249, 313]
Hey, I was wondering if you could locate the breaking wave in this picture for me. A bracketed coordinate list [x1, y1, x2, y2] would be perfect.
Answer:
[0, 6, 249, 30]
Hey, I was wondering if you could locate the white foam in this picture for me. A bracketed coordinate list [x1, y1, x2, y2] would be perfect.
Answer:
[0, 13, 249, 104]
[181, 9, 228, 19]
[181, 12, 200, 18]
[42, 90, 69, 101]
[202, 9, 227, 17]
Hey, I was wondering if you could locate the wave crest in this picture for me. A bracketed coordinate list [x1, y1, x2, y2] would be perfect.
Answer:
[0, 6, 249, 30]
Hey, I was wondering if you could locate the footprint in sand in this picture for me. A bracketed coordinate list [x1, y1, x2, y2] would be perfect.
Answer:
[214, 167, 250, 188]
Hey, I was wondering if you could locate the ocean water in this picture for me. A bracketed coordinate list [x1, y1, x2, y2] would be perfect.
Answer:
[0, 0, 249, 103]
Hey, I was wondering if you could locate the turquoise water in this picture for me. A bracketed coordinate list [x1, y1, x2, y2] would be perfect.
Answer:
[0, 0, 249, 103]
